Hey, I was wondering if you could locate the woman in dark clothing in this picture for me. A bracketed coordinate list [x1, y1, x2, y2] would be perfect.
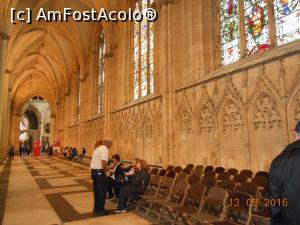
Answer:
[115, 159, 150, 213]
[107, 154, 124, 198]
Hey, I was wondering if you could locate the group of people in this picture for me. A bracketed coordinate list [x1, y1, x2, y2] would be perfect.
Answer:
[90, 139, 150, 216]
[8, 144, 31, 160]
[63, 147, 86, 161]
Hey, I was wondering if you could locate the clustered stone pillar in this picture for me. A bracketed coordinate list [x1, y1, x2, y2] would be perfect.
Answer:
[159, 0, 176, 166]
[0, 32, 9, 164]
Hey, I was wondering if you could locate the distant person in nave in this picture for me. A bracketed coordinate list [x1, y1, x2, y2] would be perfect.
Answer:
[8, 145, 15, 160]
[90, 139, 112, 216]
[19, 144, 23, 157]
[115, 159, 150, 213]
[48, 145, 54, 157]
[265, 121, 300, 225]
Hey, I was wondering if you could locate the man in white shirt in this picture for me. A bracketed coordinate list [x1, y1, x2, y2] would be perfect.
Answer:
[90, 138, 112, 216]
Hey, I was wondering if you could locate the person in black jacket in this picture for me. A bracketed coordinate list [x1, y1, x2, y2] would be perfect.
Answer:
[264, 121, 300, 225]
[107, 154, 124, 199]
[115, 159, 150, 213]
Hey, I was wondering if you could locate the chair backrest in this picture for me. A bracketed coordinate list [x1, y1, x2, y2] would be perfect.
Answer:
[157, 176, 175, 198]
[201, 176, 217, 192]
[147, 174, 162, 195]
[255, 171, 269, 178]
[150, 168, 160, 176]
[219, 178, 236, 193]
[215, 167, 225, 174]
[227, 168, 239, 176]
[167, 179, 189, 205]
[186, 163, 195, 170]
[204, 170, 216, 178]
[166, 165, 175, 172]
[149, 174, 162, 187]
[233, 174, 248, 184]
[252, 176, 267, 188]
[204, 166, 214, 173]
[200, 187, 228, 216]
[194, 165, 204, 175]
[240, 169, 253, 179]
[166, 171, 176, 178]
[237, 182, 259, 197]
[183, 183, 206, 208]
[224, 192, 253, 222]
[183, 167, 193, 175]
[174, 166, 183, 173]
[159, 169, 167, 177]
[175, 173, 187, 184]
[217, 172, 231, 180]
[188, 173, 201, 184]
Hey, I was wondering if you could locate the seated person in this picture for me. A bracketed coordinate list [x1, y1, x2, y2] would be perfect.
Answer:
[107, 154, 124, 199]
[69, 148, 78, 160]
[78, 148, 87, 161]
[63, 147, 69, 157]
[115, 159, 150, 213]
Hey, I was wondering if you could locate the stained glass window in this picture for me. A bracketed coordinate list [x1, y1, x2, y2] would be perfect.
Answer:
[244, 0, 271, 55]
[220, 0, 240, 65]
[97, 31, 105, 114]
[133, 0, 154, 100]
[273, 0, 300, 45]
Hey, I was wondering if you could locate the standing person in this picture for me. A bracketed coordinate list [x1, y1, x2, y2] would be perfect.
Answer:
[90, 139, 112, 216]
[19, 144, 23, 157]
[264, 121, 300, 225]
[8, 145, 15, 160]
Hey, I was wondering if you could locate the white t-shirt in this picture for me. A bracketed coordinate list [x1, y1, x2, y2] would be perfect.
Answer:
[90, 145, 109, 169]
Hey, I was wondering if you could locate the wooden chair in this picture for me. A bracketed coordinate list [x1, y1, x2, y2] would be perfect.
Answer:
[237, 182, 259, 198]
[201, 176, 217, 194]
[233, 174, 248, 184]
[153, 179, 189, 224]
[240, 169, 254, 179]
[215, 167, 225, 174]
[144, 172, 176, 216]
[191, 187, 228, 225]
[188, 173, 201, 184]
[174, 166, 183, 173]
[167, 165, 175, 172]
[255, 171, 269, 179]
[172, 183, 206, 225]
[227, 168, 239, 176]
[194, 165, 204, 175]
[219, 179, 236, 193]
[217, 172, 231, 181]
[210, 192, 253, 225]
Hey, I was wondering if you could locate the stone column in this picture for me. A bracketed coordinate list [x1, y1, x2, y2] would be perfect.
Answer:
[159, 0, 176, 166]
[104, 45, 115, 139]
[0, 32, 9, 164]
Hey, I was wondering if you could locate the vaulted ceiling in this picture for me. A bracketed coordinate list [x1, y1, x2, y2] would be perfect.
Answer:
[1, 0, 134, 115]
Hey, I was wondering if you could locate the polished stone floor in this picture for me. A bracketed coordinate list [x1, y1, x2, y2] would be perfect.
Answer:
[1, 157, 151, 225]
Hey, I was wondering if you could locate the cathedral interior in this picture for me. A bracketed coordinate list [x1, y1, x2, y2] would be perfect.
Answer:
[0, 0, 300, 224]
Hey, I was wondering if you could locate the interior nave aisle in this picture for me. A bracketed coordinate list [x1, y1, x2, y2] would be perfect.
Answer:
[1, 157, 151, 225]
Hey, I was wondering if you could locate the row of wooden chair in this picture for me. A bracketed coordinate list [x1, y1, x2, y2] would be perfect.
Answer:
[135, 164, 270, 224]
[136, 170, 269, 225]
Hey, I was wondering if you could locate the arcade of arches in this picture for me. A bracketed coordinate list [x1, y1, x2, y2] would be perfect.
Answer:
[1, 0, 300, 172]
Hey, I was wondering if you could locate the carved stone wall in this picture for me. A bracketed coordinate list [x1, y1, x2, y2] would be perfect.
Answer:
[111, 97, 163, 165]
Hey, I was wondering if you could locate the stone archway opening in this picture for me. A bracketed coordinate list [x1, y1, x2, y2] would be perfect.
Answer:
[18, 96, 52, 154]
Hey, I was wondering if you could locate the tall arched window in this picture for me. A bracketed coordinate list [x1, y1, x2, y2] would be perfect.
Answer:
[220, 0, 300, 65]
[133, 0, 155, 100]
[76, 77, 81, 122]
[97, 31, 105, 114]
